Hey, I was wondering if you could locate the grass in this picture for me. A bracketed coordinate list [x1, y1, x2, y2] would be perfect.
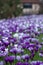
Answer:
[37, 33, 43, 42]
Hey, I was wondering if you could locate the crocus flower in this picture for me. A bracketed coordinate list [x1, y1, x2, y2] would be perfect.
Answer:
[4, 55, 15, 63]
[16, 62, 23, 65]
[0, 50, 8, 57]
[0, 61, 4, 65]
[39, 50, 43, 57]
[16, 56, 21, 61]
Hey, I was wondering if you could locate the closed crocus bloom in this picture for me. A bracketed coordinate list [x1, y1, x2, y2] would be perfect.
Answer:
[22, 45, 26, 49]
[9, 37, 17, 44]
[0, 50, 8, 57]
[40, 42, 43, 45]
[21, 54, 29, 61]
[10, 48, 17, 54]
[34, 47, 38, 52]
[39, 50, 43, 57]
[1, 37, 10, 47]
[37, 44, 42, 48]
[21, 55, 26, 60]
[30, 53, 35, 60]
[17, 49, 24, 54]
[16, 56, 21, 61]
[16, 62, 23, 65]
[23, 62, 30, 65]
[0, 46, 5, 51]
[40, 50, 43, 54]
[25, 55, 30, 62]
[4, 42, 10, 47]
[25, 42, 29, 45]
[4, 55, 15, 63]
[19, 28, 24, 32]
[20, 38, 24, 43]
[28, 47, 34, 52]
[0, 61, 4, 65]
[23, 36, 30, 39]
[0, 40, 3, 46]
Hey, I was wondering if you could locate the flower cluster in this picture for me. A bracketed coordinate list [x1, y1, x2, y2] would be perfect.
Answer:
[0, 15, 43, 65]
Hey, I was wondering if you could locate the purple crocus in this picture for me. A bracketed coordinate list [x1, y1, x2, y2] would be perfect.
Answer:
[4, 55, 15, 63]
